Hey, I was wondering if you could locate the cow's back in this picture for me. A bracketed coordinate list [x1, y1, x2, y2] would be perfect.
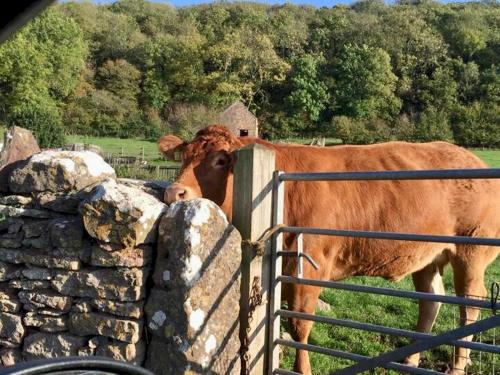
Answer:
[273, 141, 500, 280]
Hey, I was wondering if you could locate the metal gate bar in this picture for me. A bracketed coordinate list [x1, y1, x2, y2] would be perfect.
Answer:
[274, 369, 301, 375]
[282, 226, 500, 247]
[275, 339, 443, 374]
[277, 309, 500, 355]
[278, 275, 498, 310]
[280, 168, 500, 181]
[332, 314, 500, 374]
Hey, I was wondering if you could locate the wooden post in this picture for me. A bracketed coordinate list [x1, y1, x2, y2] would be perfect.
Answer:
[232, 144, 276, 375]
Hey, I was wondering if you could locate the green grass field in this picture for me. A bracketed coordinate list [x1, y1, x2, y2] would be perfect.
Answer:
[473, 150, 500, 168]
[66, 134, 165, 162]
[65, 134, 180, 167]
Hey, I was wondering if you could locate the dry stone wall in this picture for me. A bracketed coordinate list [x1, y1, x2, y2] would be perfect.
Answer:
[0, 150, 165, 367]
[0, 150, 243, 374]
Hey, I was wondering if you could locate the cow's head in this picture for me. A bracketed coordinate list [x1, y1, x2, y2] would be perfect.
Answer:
[159, 125, 243, 219]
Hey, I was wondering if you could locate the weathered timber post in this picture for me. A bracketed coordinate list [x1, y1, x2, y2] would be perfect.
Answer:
[232, 144, 275, 374]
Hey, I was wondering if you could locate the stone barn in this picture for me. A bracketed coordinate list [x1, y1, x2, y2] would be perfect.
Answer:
[219, 101, 259, 138]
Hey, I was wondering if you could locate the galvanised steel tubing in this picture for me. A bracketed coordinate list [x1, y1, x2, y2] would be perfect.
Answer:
[279, 168, 500, 182]
[275, 339, 443, 375]
[273, 369, 301, 375]
[334, 314, 500, 375]
[277, 309, 500, 355]
[281, 226, 500, 247]
[270, 169, 500, 374]
[278, 276, 497, 310]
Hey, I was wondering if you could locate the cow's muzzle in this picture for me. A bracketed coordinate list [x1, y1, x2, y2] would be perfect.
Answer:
[164, 183, 194, 204]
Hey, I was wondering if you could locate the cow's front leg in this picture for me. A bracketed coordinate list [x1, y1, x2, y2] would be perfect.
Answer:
[285, 283, 322, 375]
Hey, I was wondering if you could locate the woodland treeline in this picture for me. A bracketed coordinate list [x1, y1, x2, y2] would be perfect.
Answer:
[0, 0, 498, 147]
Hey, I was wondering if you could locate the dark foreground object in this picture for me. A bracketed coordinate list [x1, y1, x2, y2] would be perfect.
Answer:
[0, 357, 155, 375]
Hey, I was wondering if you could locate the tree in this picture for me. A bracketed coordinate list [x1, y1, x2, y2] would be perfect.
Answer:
[375, 6, 450, 115]
[437, 9, 488, 61]
[285, 54, 330, 132]
[480, 65, 500, 104]
[413, 106, 454, 142]
[141, 30, 206, 107]
[332, 44, 401, 120]
[205, 27, 290, 107]
[453, 60, 480, 103]
[0, 8, 87, 146]
[96, 59, 141, 103]
[266, 4, 313, 59]
[110, 0, 178, 36]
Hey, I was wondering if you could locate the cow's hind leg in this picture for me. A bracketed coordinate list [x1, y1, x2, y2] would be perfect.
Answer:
[404, 262, 445, 367]
[285, 283, 322, 375]
[448, 245, 494, 374]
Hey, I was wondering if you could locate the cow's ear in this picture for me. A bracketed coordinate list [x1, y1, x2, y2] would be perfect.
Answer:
[158, 135, 186, 161]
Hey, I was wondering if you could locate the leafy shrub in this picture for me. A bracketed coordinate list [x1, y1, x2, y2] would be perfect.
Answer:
[452, 102, 500, 147]
[413, 107, 454, 142]
[164, 103, 221, 140]
[332, 116, 391, 144]
[8, 101, 65, 148]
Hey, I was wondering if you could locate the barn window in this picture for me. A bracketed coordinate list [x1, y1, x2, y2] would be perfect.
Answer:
[239, 129, 249, 137]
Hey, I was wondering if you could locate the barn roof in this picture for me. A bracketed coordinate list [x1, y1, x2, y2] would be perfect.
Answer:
[221, 101, 257, 125]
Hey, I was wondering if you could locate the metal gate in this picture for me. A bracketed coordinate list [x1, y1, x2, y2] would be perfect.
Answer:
[266, 168, 500, 375]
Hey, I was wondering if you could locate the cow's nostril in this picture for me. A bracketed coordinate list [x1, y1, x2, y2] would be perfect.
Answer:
[177, 190, 186, 200]
[165, 185, 189, 204]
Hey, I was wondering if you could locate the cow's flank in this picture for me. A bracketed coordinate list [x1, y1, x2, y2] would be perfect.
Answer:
[160, 125, 500, 375]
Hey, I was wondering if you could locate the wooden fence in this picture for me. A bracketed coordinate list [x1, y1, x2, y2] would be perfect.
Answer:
[102, 153, 180, 181]
[110, 163, 180, 181]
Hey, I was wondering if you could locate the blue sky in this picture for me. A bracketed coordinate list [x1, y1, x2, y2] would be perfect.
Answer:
[90, 0, 366, 6]
[88, 0, 469, 9]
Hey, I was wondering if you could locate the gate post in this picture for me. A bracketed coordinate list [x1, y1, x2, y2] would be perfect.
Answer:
[232, 144, 276, 374]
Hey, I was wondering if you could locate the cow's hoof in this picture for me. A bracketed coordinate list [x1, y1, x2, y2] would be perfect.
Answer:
[445, 367, 468, 375]
[446, 357, 472, 374]
[402, 356, 419, 368]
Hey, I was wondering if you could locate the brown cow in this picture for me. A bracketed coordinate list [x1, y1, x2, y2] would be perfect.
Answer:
[159, 125, 500, 375]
